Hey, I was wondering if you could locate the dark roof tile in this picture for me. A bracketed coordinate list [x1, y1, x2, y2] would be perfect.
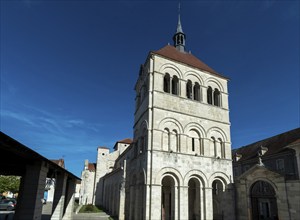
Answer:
[233, 128, 300, 162]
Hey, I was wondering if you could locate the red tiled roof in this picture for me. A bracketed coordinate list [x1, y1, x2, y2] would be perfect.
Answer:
[88, 163, 96, 172]
[117, 138, 133, 144]
[233, 128, 300, 162]
[98, 146, 109, 150]
[152, 45, 227, 79]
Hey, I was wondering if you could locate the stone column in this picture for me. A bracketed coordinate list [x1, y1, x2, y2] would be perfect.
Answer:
[203, 187, 213, 220]
[14, 162, 48, 220]
[200, 186, 205, 220]
[51, 172, 67, 220]
[62, 178, 76, 220]
[179, 186, 188, 220]
[118, 178, 126, 220]
[150, 184, 162, 220]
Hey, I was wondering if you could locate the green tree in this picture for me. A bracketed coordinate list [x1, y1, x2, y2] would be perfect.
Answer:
[0, 176, 20, 193]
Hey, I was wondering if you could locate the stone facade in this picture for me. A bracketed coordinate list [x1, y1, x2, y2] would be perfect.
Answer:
[79, 160, 96, 205]
[233, 128, 300, 220]
[85, 22, 236, 218]
[77, 17, 300, 220]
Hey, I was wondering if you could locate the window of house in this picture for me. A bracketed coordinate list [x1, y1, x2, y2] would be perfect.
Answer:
[213, 89, 221, 107]
[211, 137, 217, 157]
[193, 82, 200, 101]
[186, 80, 193, 99]
[192, 138, 195, 152]
[276, 159, 285, 171]
[172, 76, 179, 95]
[163, 73, 170, 93]
[207, 86, 213, 104]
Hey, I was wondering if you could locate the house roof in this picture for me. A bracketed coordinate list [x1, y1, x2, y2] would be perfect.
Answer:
[0, 132, 80, 180]
[233, 127, 300, 162]
[151, 45, 228, 79]
[117, 138, 133, 144]
[88, 163, 96, 172]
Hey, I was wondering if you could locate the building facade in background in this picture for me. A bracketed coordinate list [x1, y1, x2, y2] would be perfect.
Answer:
[233, 127, 300, 220]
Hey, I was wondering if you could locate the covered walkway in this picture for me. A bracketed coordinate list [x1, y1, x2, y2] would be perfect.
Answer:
[0, 132, 80, 220]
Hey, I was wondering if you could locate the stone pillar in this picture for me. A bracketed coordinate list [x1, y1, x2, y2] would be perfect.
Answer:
[62, 178, 76, 220]
[51, 172, 67, 220]
[200, 186, 205, 220]
[14, 162, 48, 220]
[150, 184, 162, 220]
[144, 184, 151, 220]
[118, 179, 126, 220]
[174, 186, 178, 220]
[203, 187, 213, 220]
[179, 186, 188, 220]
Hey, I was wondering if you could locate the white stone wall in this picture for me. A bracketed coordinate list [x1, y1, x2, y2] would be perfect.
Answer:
[79, 160, 96, 205]
[131, 53, 235, 220]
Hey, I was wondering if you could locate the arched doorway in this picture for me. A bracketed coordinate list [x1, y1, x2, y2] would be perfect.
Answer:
[251, 181, 278, 220]
[161, 176, 175, 220]
[188, 178, 201, 220]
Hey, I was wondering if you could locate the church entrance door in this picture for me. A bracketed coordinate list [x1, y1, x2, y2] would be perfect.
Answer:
[251, 181, 278, 220]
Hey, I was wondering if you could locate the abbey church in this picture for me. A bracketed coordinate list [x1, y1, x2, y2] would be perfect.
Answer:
[79, 14, 300, 220]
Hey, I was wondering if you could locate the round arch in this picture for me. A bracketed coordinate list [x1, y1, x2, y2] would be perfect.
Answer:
[154, 167, 183, 186]
[184, 123, 206, 138]
[184, 71, 204, 85]
[247, 177, 278, 195]
[158, 117, 184, 134]
[205, 77, 224, 92]
[183, 169, 208, 186]
[208, 171, 231, 187]
[207, 127, 228, 142]
[159, 63, 183, 79]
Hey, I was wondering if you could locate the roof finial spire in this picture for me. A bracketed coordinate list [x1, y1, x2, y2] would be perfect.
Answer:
[177, 2, 183, 33]
[173, 2, 186, 52]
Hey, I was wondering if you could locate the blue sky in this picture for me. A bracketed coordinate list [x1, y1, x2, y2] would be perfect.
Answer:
[1, 0, 299, 177]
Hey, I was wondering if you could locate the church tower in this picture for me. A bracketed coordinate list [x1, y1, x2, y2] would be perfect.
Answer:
[128, 13, 235, 220]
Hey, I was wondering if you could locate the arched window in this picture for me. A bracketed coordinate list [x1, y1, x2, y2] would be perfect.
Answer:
[186, 80, 193, 99]
[172, 76, 179, 95]
[163, 73, 170, 93]
[189, 130, 200, 154]
[218, 138, 225, 158]
[162, 128, 170, 151]
[207, 86, 213, 104]
[170, 129, 178, 152]
[211, 137, 217, 157]
[214, 89, 221, 107]
[193, 82, 200, 101]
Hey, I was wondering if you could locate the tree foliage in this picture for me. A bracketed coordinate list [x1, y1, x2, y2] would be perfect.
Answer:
[0, 176, 20, 193]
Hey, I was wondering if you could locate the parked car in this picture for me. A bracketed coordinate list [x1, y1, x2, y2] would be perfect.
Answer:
[0, 199, 17, 211]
